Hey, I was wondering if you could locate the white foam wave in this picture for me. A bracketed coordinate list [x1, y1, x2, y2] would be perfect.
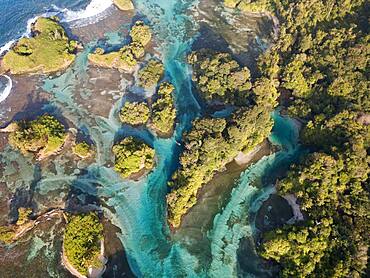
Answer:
[0, 40, 16, 56]
[0, 75, 13, 103]
[0, 0, 114, 55]
[60, 0, 113, 24]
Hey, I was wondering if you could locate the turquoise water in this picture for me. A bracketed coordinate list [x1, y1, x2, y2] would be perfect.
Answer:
[0, 0, 304, 277]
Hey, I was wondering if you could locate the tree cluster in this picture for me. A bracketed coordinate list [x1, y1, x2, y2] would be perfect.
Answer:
[167, 105, 273, 228]
[63, 212, 103, 275]
[112, 136, 155, 178]
[138, 59, 164, 89]
[188, 49, 253, 106]
[9, 114, 66, 156]
[88, 21, 151, 71]
[1, 17, 77, 74]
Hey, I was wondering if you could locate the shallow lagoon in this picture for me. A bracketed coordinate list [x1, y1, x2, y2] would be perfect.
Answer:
[0, 1, 304, 277]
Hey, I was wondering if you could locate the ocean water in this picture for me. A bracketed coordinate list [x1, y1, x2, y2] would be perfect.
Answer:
[0, 0, 87, 48]
[0, 0, 304, 277]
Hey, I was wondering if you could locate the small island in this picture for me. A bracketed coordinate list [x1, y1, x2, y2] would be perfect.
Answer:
[88, 21, 151, 72]
[224, 0, 270, 12]
[150, 82, 177, 136]
[119, 101, 150, 126]
[112, 137, 155, 179]
[138, 59, 164, 89]
[0, 17, 78, 75]
[5, 114, 68, 159]
[188, 50, 252, 105]
[63, 212, 105, 277]
[113, 0, 134, 11]
[72, 141, 94, 159]
[167, 105, 273, 228]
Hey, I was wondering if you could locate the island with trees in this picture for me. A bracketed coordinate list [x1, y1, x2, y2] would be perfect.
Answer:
[150, 82, 177, 136]
[113, 0, 134, 11]
[72, 141, 94, 159]
[3, 114, 68, 159]
[63, 212, 105, 277]
[166, 47, 278, 229]
[0, 17, 78, 75]
[167, 105, 274, 228]
[187, 50, 252, 106]
[119, 101, 150, 126]
[138, 59, 164, 89]
[88, 21, 151, 72]
[118, 81, 177, 136]
[112, 136, 155, 179]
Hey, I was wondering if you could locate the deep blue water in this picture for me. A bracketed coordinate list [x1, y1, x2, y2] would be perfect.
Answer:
[0, 0, 89, 47]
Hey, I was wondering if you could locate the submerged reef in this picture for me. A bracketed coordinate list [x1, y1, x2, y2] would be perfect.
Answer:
[1, 17, 78, 75]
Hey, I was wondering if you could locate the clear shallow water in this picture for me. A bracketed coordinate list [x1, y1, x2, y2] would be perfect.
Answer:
[0, 0, 304, 277]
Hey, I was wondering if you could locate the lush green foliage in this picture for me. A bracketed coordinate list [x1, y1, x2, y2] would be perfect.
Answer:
[188, 50, 252, 105]
[73, 142, 92, 158]
[224, 0, 271, 12]
[16, 207, 32, 226]
[244, 0, 370, 277]
[64, 212, 103, 275]
[261, 149, 369, 277]
[130, 21, 152, 47]
[1, 17, 77, 74]
[138, 59, 164, 89]
[119, 102, 150, 126]
[151, 82, 177, 135]
[88, 21, 150, 71]
[9, 114, 66, 156]
[113, 137, 155, 178]
[0, 226, 15, 244]
[167, 105, 273, 228]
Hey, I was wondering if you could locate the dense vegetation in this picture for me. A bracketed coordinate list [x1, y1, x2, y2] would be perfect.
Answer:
[188, 50, 252, 105]
[72, 142, 93, 158]
[151, 82, 177, 135]
[167, 105, 274, 228]
[9, 114, 67, 156]
[119, 101, 150, 126]
[88, 21, 150, 71]
[224, 0, 271, 12]
[130, 21, 152, 47]
[225, 0, 370, 277]
[63, 212, 103, 275]
[138, 59, 164, 89]
[167, 39, 279, 228]
[1, 17, 77, 74]
[113, 136, 155, 178]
